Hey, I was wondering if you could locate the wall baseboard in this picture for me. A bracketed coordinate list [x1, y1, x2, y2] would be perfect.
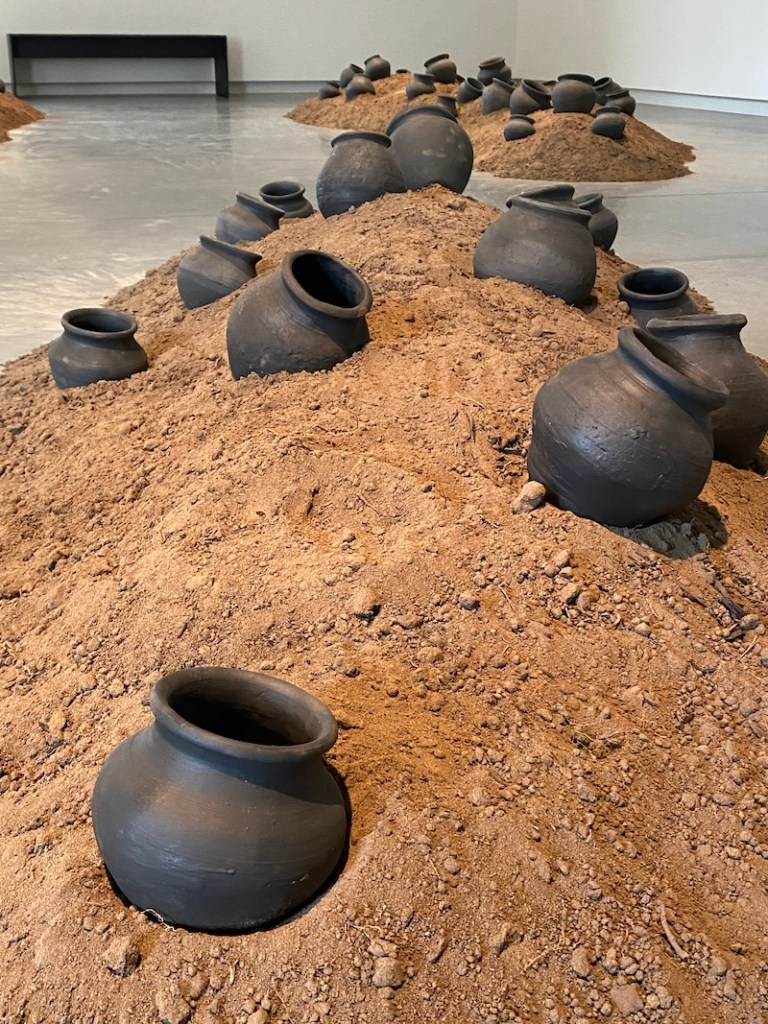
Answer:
[632, 89, 768, 116]
[14, 80, 322, 98]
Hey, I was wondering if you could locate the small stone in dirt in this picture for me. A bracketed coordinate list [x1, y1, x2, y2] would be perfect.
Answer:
[570, 946, 591, 978]
[350, 587, 381, 622]
[458, 592, 480, 611]
[247, 1011, 270, 1024]
[154, 990, 192, 1024]
[490, 922, 518, 955]
[102, 935, 142, 977]
[609, 983, 644, 1016]
[513, 481, 546, 513]
[372, 957, 405, 989]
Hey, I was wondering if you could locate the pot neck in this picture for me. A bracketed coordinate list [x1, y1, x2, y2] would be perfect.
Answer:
[199, 235, 261, 267]
[645, 313, 747, 345]
[235, 192, 284, 228]
[280, 249, 373, 321]
[617, 326, 728, 413]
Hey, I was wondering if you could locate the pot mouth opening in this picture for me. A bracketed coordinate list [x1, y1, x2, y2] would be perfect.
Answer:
[284, 249, 373, 319]
[594, 76, 615, 88]
[521, 79, 550, 97]
[619, 326, 728, 410]
[62, 307, 137, 337]
[259, 180, 304, 200]
[619, 267, 689, 303]
[333, 129, 391, 149]
[463, 77, 483, 90]
[558, 73, 596, 84]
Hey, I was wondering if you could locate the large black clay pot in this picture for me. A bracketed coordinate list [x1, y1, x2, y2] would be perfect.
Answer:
[509, 79, 551, 115]
[226, 249, 372, 379]
[318, 81, 341, 100]
[527, 326, 728, 527]
[424, 53, 458, 84]
[176, 236, 261, 309]
[406, 72, 436, 100]
[646, 313, 768, 468]
[481, 78, 515, 115]
[387, 105, 474, 194]
[339, 64, 363, 88]
[346, 73, 376, 100]
[48, 308, 147, 390]
[478, 56, 512, 86]
[618, 267, 699, 328]
[215, 193, 284, 244]
[552, 74, 597, 114]
[365, 54, 391, 81]
[474, 194, 596, 306]
[504, 114, 535, 141]
[456, 77, 483, 104]
[258, 180, 314, 219]
[594, 76, 621, 104]
[316, 131, 406, 218]
[92, 667, 348, 931]
[574, 191, 618, 250]
[592, 108, 626, 139]
[605, 88, 636, 116]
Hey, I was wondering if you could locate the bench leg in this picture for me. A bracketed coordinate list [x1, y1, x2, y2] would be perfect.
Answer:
[214, 54, 229, 98]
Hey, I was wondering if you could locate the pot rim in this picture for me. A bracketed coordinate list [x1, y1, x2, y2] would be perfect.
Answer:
[521, 79, 551, 100]
[461, 76, 483, 91]
[505, 194, 592, 225]
[646, 312, 749, 335]
[606, 87, 631, 98]
[387, 103, 457, 134]
[259, 179, 306, 201]
[345, 63, 363, 74]
[282, 248, 373, 320]
[594, 76, 617, 88]
[557, 73, 596, 84]
[61, 307, 138, 339]
[412, 72, 436, 83]
[618, 326, 728, 411]
[331, 129, 392, 149]
[364, 53, 385, 62]
[618, 267, 690, 304]
[151, 667, 338, 763]
[478, 56, 506, 68]
[519, 183, 576, 203]
[573, 191, 604, 210]
[425, 52, 452, 65]
[234, 192, 285, 225]
[198, 235, 262, 266]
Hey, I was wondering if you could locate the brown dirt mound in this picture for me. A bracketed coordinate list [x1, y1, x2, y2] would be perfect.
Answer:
[288, 73, 694, 181]
[0, 92, 45, 142]
[2, 187, 766, 1024]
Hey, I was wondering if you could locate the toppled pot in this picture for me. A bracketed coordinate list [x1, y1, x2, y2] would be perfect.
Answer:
[594, 76, 622, 104]
[552, 74, 597, 113]
[215, 192, 284, 244]
[574, 191, 618, 250]
[646, 313, 768, 468]
[509, 79, 551, 115]
[406, 72, 436, 100]
[339, 63, 363, 88]
[226, 249, 372, 379]
[456, 77, 483, 104]
[365, 54, 391, 80]
[424, 53, 457, 84]
[48, 308, 147, 390]
[176, 236, 261, 309]
[435, 94, 459, 117]
[527, 325, 728, 527]
[618, 267, 699, 327]
[258, 180, 314, 219]
[481, 77, 515, 115]
[318, 81, 341, 99]
[316, 130, 406, 218]
[92, 667, 349, 931]
[592, 107, 626, 139]
[387, 105, 474, 194]
[474, 194, 596, 306]
[478, 56, 512, 86]
[504, 114, 536, 141]
[346, 73, 376, 100]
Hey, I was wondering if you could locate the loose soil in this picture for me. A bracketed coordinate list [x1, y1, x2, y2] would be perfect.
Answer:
[288, 74, 694, 182]
[0, 92, 45, 143]
[2, 187, 767, 1024]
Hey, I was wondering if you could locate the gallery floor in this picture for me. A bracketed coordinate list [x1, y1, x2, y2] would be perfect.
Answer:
[1, 93, 766, 365]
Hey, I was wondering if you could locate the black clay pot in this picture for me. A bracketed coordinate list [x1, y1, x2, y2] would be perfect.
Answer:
[478, 56, 512, 86]
[618, 267, 699, 328]
[474, 194, 596, 306]
[527, 326, 728, 527]
[92, 667, 348, 931]
[435, 94, 459, 117]
[457, 77, 483, 104]
[509, 79, 551, 115]
[364, 54, 391, 81]
[605, 88, 636, 116]
[518, 183, 579, 207]
[339, 64, 363, 88]
[215, 192, 284, 244]
[594, 76, 621, 104]
[258, 180, 314, 219]
[424, 53, 458, 85]
[406, 72, 436, 100]
[504, 114, 535, 141]
[318, 81, 341, 100]
[592, 108, 626, 139]
[387, 105, 474, 194]
[481, 78, 515, 115]
[574, 191, 618, 250]
[176, 236, 261, 309]
[646, 313, 768, 468]
[552, 75, 597, 114]
[48, 308, 147, 390]
[316, 130, 406, 218]
[226, 249, 372, 379]
[346, 73, 376, 100]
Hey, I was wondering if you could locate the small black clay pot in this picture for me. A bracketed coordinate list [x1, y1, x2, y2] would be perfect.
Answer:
[456, 77, 483, 104]
[574, 191, 618, 250]
[646, 313, 768, 468]
[258, 180, 314, 219]
[424, 53, 458, 84]
[387, 105, 474, 194]
[605, 87, 636, 116]
[339, 64, 363, 88]
[618, 267, 699, 328]
[481, 78, 515, 115]
[48, 308, 147, 390]
[92, 667, 348, 931]
[552, 75, 597, 114]
[594, 76, 621, 104]
[215, 192, 284, 244]
[504, 114, 535, 141]
[176, 236, 262, 309]
[226, 249, 373, 379]
[406, 72, 436, 100]
[474, 194, 596, 306]
[316, 130, 406, 218]
[478, 56, 512, 86]
[346, 73, 376, 100]
[365, 54, 391, 81]
[527, 325, 728, 527]
[509, 79, 551, 115]
[434, 94, 459, 117]
[318, 81, 341, 100]
[592, 108, 626, 139]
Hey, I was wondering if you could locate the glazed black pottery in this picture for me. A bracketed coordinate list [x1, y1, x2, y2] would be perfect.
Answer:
[258, 180, 314, 219]
[406, 72, 436, 100]
[92, 667, 348, 931]
[339, 64, 363, 88]
[176, 236, 262, 309]
[527, 326, 728, 527]
[605, 88, 636, 116]
[315, 131, 406, 218]
[646, 313, 768, 468]
[424, 53, 458, 84]
[387, 105, 474, 194]
[346, 73, 376, 100]
[552, 75, 597, 114]
[592, 108, 626, 139]
[457, 77, 483, 104]
[618, 267, 698, 328]
[474, 194, 596, 306]
[574, 192, 618, 250]
[509, 79, 551, 115]
[478, 56, 512, 86]
[504, 114, 535, 141]
[226, 249, 372, 379]
[318, 81, 341, 100]
[215, 192, 284, 244]
[48, 308, 147, 390]
[365, 54, 391, 80]
[481, 78, 515, 115]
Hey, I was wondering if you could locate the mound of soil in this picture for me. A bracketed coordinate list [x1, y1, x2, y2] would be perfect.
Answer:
[1, 188, 766, 1024]
[288, 74, 694, 182]
[0, 92, 45, 142]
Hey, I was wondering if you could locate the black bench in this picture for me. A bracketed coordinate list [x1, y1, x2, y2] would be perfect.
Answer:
[7, 33, 229, 97]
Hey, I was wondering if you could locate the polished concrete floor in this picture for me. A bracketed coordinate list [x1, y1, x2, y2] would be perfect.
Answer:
[1, 95, 767, 364]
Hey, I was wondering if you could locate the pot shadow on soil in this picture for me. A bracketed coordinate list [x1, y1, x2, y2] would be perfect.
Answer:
[612, 497, 728, 559]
